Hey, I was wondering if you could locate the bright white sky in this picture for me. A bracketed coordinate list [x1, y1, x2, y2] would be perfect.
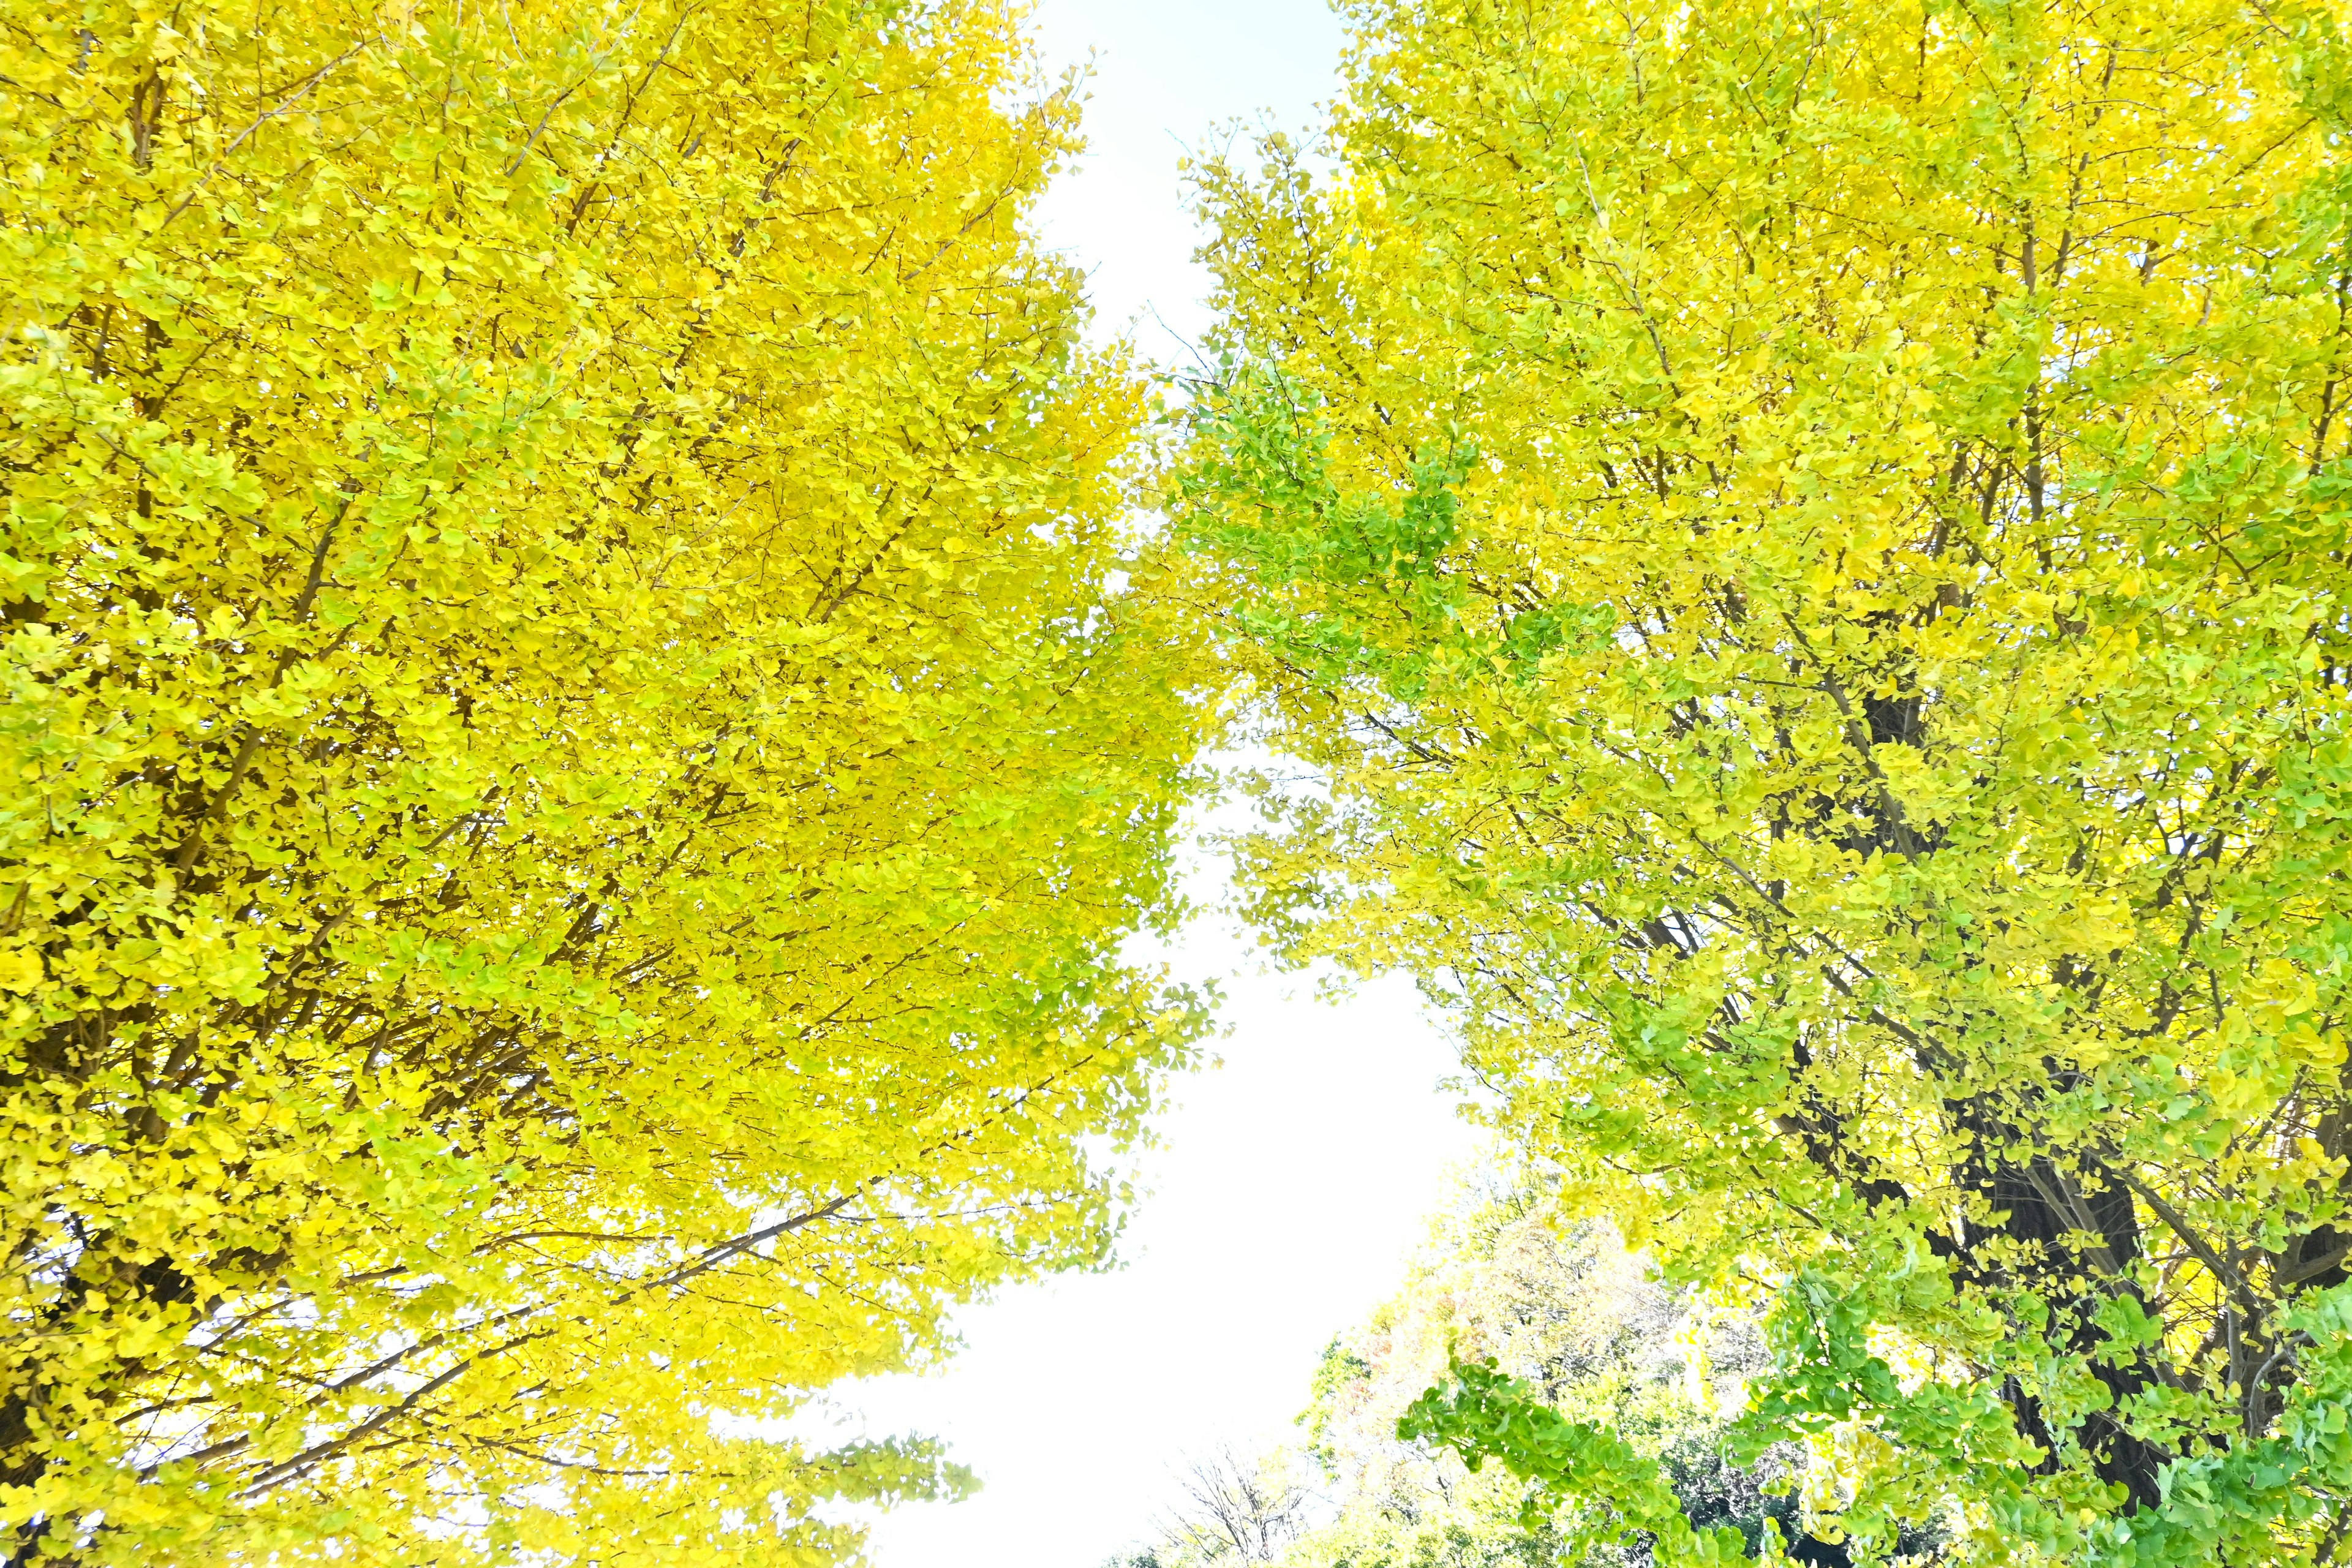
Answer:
[1025, 0, 1344, 354]
[804, 6, 1485, 1567]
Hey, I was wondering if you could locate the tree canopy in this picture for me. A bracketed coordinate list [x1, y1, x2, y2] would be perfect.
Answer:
[1294, 1175, 1824, 1568]
[0, 0, 1212, 1560]
[1107, 1166, 1887, 1568]
[1177, 0, 2352, 1559]
[28, 0, 2352, 1558]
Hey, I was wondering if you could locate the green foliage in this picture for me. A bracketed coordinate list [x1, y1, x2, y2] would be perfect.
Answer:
[1261, 1175, 1863, 1568]
[1409, 1272, 2352, 1565]
[1400, 1360, 1752, 1566]
[1177, 371, 1480, 697]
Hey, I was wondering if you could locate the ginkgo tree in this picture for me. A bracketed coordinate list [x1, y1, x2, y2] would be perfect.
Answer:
[1178, 0, 2352, 1559]
[0, 0, 1215, 1561]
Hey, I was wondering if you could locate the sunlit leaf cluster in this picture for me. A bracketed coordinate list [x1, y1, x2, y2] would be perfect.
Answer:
[0, 0, 1212, 1559]
[1177, 0, 2352, 1557]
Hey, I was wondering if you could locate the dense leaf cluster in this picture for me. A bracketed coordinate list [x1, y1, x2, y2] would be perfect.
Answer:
[1177, 0, 2352, 1559]
[0, 0, 1212, 1560]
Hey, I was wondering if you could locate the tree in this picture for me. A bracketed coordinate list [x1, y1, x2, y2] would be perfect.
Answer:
[1286, 1169, 1880, 1568]
[1177, 0, 2352, 1559]
[1136, 1449, 1317, 1568]
[0, 0, 1212, 1560]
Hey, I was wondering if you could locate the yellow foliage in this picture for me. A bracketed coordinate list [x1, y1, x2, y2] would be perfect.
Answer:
[0, 0, 1211, 1559]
